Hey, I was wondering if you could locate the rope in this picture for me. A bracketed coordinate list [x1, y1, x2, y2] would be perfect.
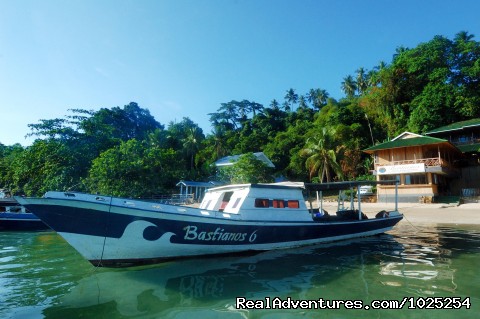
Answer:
[94, 195, 113, 269]
[400, 211, 420, 232]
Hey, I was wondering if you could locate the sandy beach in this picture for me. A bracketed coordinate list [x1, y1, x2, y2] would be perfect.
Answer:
[317, 201, 480, 225]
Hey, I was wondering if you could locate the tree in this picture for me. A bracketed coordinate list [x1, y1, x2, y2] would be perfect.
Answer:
[301, 127, 343, 183]
[284, 88, 298, 112]
[282, 101, 291, 113]
[297, 95, 308, 110]
[218, 153, 274, 184]
[269, 99, 280, 111]
[11, 140, 77, 196]
[0, 144, 25, 192]
[182, 127, 202, 170]
[249, 101, 264, 116]
[341, 75, 357, 98]
[307, 88, 329, 110]
[85, 139, 185, 197]
[356, 67, 368, 95]
[81, 102, 163, 141]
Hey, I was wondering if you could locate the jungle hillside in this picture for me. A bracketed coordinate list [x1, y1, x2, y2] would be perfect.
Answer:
[1, 32, 479, 197]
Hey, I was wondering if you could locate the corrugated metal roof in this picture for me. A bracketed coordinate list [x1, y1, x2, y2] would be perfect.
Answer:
[363, 136, 450, 153]
[426, 118, 480, 134]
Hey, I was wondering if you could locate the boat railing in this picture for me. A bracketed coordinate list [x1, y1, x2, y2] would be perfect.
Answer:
[149, 194, 195, 205]
[304, 180, 400, 220]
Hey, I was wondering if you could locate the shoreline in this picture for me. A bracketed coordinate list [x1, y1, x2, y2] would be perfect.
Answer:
[316, 201, 480, 225]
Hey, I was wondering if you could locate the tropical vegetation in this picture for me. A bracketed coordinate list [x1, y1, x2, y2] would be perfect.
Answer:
[1, 32, 479, 197]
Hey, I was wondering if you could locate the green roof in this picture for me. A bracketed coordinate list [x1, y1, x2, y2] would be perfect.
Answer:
[426, 118, 480, 134]
[364, 136, 450, 153]
[456, 143, 480, 153]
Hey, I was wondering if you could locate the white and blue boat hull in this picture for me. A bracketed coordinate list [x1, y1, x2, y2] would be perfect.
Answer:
[17, 193, 402, 267]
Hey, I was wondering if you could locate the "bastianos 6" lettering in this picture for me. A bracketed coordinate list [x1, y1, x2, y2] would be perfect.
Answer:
[183, 226, 258, 242]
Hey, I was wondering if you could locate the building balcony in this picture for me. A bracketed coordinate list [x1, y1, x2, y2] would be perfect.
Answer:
[373, 157, 458, 176]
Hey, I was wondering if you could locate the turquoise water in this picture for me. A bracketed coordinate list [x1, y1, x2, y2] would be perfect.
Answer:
[1, 223, 479, 318]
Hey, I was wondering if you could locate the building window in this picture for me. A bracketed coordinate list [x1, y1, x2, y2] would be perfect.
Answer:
[254, 198, 269, 208]
[379, 174, 400, 182]
[405, 174, 427, 185]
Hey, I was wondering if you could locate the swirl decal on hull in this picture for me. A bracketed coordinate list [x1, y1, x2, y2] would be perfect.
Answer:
[102, 220, 177, 260]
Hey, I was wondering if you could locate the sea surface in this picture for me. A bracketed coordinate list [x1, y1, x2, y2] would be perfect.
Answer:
[1, 223, 479, 318]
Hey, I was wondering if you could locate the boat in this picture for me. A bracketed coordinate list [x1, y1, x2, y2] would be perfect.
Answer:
[0, 188, 18, 207]
[15, 180, 403, 267]
[0, 205, 49, 231]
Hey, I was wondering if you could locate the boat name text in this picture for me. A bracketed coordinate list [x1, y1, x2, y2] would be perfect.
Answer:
[183, 226, 257, 242]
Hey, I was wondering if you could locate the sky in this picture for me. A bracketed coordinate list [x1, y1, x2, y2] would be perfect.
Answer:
[1, 0, 480, 146]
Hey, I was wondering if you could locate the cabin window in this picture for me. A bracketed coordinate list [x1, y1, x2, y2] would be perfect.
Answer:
[219, 192, 234, 211]
[272, 199, 285, 208]
[254, 198, 269, 208]
[223, 192, 233, 202]
[232, 197, 241, 209]
[201, 200, 211, 209]
[287, 200, 299, 209]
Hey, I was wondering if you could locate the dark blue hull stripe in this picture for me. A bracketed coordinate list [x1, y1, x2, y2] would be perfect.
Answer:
[24, 204, 402, 245]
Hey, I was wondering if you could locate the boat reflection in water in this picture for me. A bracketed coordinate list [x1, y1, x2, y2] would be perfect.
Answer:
[379, 225, 479, 296]
[45, 235, 406, 318]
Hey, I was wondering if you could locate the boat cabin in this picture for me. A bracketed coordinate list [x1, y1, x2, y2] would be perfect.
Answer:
[199, 183, 311, 221]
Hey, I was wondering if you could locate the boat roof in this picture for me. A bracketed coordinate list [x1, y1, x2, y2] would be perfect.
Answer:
[206, 180, 398, 193]
[304, 180, 398, 191]
[206, 182, 305, 193]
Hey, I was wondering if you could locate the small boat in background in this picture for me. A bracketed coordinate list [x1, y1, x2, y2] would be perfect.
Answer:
[1, 189, 49, 231]
[0, 188, 18, 207]
[0, 203, 49, 231]
[16, 180, 402, 267]
[0, 205, 50, 231]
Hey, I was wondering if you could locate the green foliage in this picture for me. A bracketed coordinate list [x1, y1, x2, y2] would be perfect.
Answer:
[85, 139, 185, 198]
[1, 32, 480, 196]
[217, 153, 274, 184]
[300, 127, 344, 183]
[359, 32, 480, 138]
[11, 140, 76, 196]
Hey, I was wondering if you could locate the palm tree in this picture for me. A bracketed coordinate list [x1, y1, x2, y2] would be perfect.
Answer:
[182, 127, 200, 170]
[297, 95, 308, 110]
[341, 75, 357, 98]
[211, 126, 228, 159]
[356, 67, 368, 95]
[366, 69, 379, 87]
[393, 46, 408, 60]
[454, 30, 474, 43]
[301, 127, 343, 183]
[284, 88, 298, 112]
[269, 99, 280, 111]
[307, 88, 329, 109]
